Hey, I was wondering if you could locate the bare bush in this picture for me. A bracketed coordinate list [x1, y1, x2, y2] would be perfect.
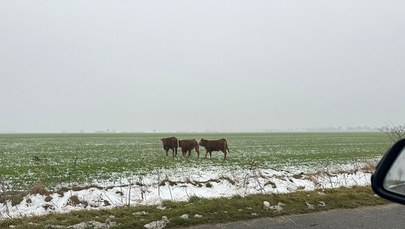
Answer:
[379, 122, 405, 142]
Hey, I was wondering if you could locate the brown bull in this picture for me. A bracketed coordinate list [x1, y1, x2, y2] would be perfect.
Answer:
[199, 138, 229, 160]
[161, 136, 178, 157]
[179, 139, 200, 159]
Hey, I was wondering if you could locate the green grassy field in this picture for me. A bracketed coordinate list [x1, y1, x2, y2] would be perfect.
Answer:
[0, 132, 391, 190]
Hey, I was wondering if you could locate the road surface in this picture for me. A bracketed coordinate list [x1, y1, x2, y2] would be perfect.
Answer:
[187, 204, 405, 229]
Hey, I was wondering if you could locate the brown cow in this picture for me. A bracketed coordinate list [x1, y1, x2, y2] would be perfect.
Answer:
[161, 137, 178, 157]
[199, 138, 229, 160]
[179, 139, 200, 159]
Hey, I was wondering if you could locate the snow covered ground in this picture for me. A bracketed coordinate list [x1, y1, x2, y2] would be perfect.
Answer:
[0, 161, 375, 220]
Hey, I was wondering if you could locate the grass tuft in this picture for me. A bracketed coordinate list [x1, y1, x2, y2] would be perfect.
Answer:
[29, 184, 49, 196]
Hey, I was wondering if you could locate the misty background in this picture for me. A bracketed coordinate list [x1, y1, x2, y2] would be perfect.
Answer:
[1, 0, 404, 133]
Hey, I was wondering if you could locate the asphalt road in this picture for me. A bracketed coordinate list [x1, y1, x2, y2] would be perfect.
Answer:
[187, 204, 405, 229]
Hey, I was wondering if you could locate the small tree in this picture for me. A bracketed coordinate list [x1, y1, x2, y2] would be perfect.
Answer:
[379, 122, 405, 142]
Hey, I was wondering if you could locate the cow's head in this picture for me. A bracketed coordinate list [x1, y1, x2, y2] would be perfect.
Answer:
[199, 138, 206, 146]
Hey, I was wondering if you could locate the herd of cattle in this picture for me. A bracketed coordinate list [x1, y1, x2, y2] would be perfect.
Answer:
[160, 137, 230, 160]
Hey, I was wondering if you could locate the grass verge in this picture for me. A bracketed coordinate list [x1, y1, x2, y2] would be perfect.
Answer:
[0, 186, 389, 228]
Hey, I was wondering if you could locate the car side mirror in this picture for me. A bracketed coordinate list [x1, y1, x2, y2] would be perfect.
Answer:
[372, 138, 405, 204]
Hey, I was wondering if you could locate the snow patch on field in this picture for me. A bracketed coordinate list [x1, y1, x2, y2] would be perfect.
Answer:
[0, 161, 374, 220]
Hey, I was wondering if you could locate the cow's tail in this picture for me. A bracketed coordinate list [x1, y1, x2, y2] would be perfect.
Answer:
[225, 141, 230, 153]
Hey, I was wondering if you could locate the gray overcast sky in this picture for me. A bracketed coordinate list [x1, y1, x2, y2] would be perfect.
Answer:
[1, 0, 404, 133]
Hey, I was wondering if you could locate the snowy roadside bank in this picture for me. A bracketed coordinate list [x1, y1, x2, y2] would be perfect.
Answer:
[0, 161, 376, 220]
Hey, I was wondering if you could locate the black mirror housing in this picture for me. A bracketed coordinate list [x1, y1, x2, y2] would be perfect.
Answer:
[372, 138, 405, 204]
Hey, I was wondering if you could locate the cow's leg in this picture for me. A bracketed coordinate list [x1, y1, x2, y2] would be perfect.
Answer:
[165, 149, 168, 156]
[209, 151, 212, 159]
[204, 151, 209, 159]
[222, 150, 227, 160]
[196, 147, 200, 159]
[187, 150, 191, 158]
